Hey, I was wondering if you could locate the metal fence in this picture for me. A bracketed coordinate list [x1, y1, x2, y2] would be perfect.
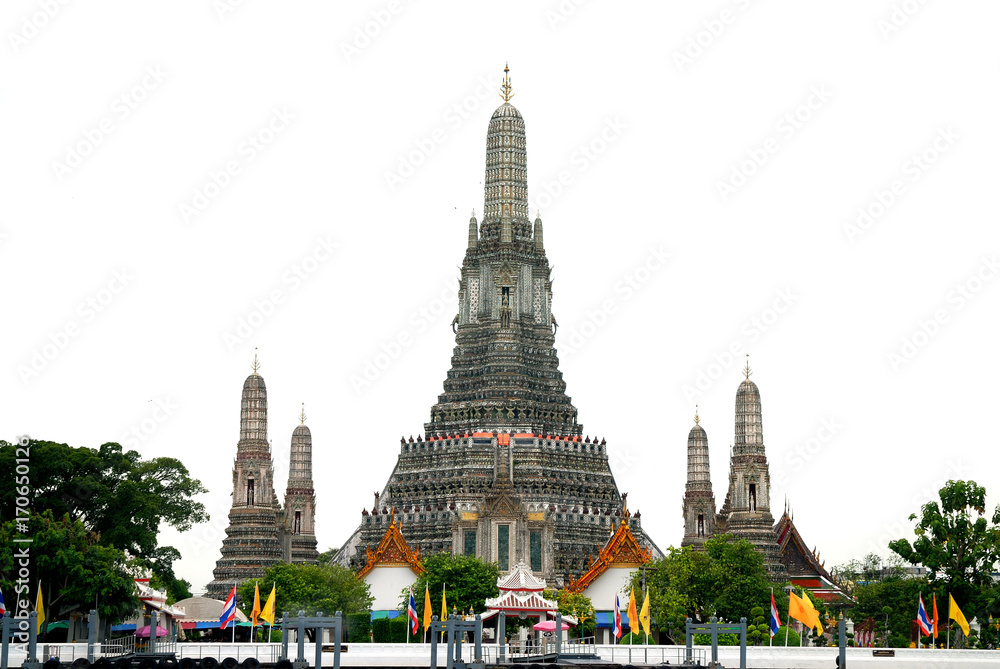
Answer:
[600, 643, 706, 665]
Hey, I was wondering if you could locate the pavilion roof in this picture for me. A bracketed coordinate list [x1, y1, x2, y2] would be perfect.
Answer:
[566, 511, 651, 593]
[357, 509, 425, 578]
[485, 589, 558, 613]
[497, 561, 546, 592]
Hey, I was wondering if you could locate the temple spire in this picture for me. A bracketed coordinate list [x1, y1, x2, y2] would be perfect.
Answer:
[299, 402, 307, 425]
[500, 63, 513, 102]
[252, 347, 261, 375]
[743, 353, 751, 380]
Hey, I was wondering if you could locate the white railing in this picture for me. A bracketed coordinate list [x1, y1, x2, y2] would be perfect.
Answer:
[598, 643, 707, 665]
[176, 643, 281, 663]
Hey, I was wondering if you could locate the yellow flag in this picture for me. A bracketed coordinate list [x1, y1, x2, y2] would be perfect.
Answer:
[949, 594, 970, 637]
[251, 582, 261, 627]
[36, 581, 45, 634]
[441, 584, 448, 620]
[627, 588, 639, 633]
[788, 592, 822, 633]
[639, 590, 651, 636]
[800, 591, 823, 634]
[260, 584, 276, 626]
[423, 585, 433, 632]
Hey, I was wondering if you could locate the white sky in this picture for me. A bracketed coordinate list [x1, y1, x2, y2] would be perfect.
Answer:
[3, 1, 998, 593]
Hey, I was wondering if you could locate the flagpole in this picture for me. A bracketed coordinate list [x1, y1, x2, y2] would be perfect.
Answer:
[769, 588, 773, 647]
[947, 592, 950, 650]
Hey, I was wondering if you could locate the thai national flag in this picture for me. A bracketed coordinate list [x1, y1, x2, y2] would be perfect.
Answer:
[917, 595, 933, 636]
[219, 586, 236, 629]
[769, 592, 780, 638]
[613, 594, 622, 639]
[0, 588, 7, 617]
[407, 587, 419, 635]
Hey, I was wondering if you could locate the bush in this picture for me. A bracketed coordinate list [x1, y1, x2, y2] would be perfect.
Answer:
[772, 627, 800, 646]
[388, 617, 408, 642]
[693, 633, 739, 646]
[371, 618, 391, 643]
[346, 612, 371, 642]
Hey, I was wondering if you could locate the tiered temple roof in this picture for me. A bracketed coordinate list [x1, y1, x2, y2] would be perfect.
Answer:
[567, 509, 651, 593]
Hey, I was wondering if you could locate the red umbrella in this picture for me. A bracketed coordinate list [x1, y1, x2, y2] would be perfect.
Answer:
[533, 620, 570, 632]
[134, 625, 169, 638]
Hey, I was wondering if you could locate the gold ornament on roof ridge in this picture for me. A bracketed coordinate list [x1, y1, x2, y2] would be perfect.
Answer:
[500, 63, 514, 103]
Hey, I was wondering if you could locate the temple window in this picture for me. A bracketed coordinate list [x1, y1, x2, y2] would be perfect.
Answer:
[697, 514, 705, 537]
[294, 510, 302, 535]
[530, 531, 542, 572]
[247, 478, 255, 506]
[497, 524, 510, 571]
[464, 530, 477, 556]
[749, 483, 757, 512]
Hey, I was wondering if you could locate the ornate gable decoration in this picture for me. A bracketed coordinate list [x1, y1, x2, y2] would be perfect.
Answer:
[567, 511, 651, 593]
[357, 509, 425, 579]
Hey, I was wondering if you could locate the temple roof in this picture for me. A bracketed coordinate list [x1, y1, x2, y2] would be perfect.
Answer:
[566, 511, 651, 593]
[497, 561, 546, 592]
[357, 510, 424, 579]
[775, 511, 848, 602]
[486, 589, 557, 613]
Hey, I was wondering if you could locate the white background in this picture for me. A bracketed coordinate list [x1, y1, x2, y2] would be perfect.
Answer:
[2, 0, 998, 593]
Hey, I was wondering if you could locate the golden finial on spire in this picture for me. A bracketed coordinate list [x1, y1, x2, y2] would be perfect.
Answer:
[744, 353, 752, 380]
[500, 63, 514, 103]
[299, 402, 307, 425]
[251, 347, 261, 374]
[694, 405, 700, 425]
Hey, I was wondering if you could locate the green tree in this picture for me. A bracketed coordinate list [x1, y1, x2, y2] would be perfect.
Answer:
[888, 480, 1000, 618]
[237, 562, 373, 620]
[630, 535, 777, 643]
[542, 589, 595, 638]
[0, 512, 139, 624]
[0, 439, 208, 588]
[847, 576, 928, 648]
[407, 554, 500, 618]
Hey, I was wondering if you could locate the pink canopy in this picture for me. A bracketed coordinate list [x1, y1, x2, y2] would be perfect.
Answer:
[134, 625, 169, 638]
[533, 620, 570, 632]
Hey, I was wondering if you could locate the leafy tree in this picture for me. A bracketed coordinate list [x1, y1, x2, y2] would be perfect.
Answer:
[847, 576, 928, 648]
[237, 562, 373, 620]
[406, 554, 500, 618]
[542, 589, 595, 638]
[888, 480, 1000, 618]
[632, 534, 774, 641]
[0, 511, 139, 624]
[831, 553, 905, 598]
[0, 439, 208, 588]
[773, 626, 800, 646]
